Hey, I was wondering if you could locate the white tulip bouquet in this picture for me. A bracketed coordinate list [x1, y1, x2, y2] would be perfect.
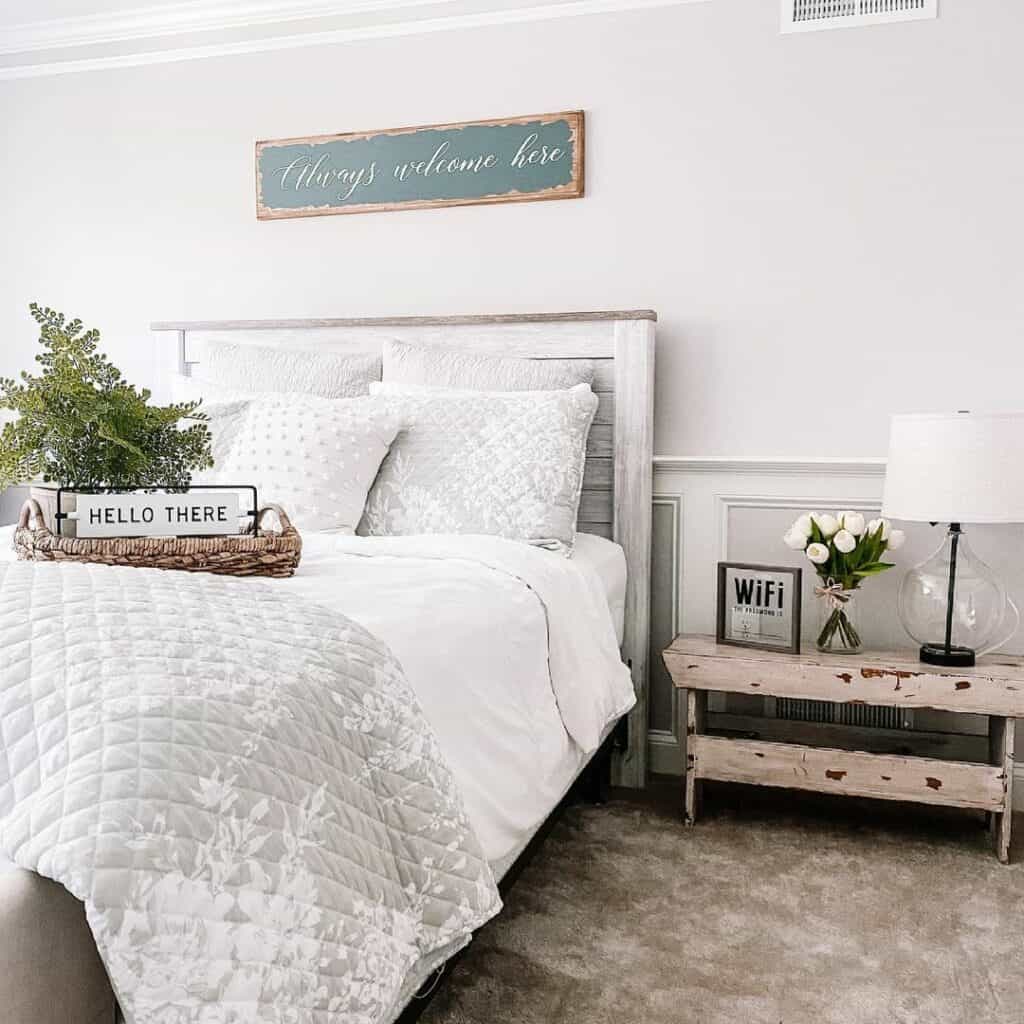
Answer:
[784, 511, 905, 651]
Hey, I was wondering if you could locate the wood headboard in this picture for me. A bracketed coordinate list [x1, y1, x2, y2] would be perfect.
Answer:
[151, 310, 655, 788]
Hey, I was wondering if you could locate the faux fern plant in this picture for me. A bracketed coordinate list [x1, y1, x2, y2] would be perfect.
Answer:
[0, 304, 213, 491]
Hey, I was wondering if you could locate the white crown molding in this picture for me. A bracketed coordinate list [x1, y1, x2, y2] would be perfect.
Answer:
[0, 0, 439, 54]
[653, 455, 887, 476]
[0, 0, 710, 80]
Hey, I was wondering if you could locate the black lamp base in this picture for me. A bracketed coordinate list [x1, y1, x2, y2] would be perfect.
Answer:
[920, 643, 976, 668]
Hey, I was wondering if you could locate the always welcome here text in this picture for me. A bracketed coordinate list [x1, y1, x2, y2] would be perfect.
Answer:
[271, 132, 567, 204]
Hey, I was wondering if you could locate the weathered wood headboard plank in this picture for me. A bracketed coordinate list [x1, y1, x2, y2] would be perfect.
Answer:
[152, 310, 655, 787]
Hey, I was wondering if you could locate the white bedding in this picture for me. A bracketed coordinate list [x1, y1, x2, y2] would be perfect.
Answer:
[574, 532, 627, 646]
[279, 531, 632, 863]
[0, 527, 632, 867]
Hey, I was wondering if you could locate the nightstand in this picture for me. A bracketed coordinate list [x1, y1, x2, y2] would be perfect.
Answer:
[662, 635, 1024, 863]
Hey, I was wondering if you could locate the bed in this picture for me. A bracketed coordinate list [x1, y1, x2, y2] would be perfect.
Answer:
[0, 309, 655, 1024]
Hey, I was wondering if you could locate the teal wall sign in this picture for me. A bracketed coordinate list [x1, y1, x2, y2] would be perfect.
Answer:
[256, 111, 584, 219]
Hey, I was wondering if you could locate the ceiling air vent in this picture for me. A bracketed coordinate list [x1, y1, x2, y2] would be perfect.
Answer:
[782, 0, 938, 33]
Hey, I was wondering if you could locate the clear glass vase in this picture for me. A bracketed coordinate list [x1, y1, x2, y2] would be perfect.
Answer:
[816, 585, 863, 654]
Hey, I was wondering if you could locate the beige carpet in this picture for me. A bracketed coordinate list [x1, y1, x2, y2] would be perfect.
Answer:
[422, 783, 1024, 1024]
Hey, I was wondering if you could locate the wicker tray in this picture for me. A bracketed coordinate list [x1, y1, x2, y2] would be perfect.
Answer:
[14, 499, 302, 578]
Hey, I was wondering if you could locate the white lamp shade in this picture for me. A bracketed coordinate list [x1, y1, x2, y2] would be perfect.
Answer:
[882, 412, 1024, 524]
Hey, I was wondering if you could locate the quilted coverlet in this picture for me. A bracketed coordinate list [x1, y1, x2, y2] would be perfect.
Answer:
[0, 560, 500, 1024]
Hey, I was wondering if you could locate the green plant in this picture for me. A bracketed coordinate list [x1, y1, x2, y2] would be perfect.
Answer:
[0, 304, 213, 491]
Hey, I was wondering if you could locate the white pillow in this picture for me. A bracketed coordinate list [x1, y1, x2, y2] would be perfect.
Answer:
[359, 384, 598, 553]
[191, 398, 252, 472]
[195, 339, 382, 399]
[382, 339, 593, 392]
[207, 394, 403, 534]
[171, 373, 253, 407]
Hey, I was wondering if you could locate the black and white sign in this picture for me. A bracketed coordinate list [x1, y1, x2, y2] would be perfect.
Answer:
[716, 562, 802, 653]
[73, 492, 241, 539]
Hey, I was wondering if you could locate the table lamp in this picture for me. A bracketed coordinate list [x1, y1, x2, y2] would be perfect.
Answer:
[881, 411, 1024, 667]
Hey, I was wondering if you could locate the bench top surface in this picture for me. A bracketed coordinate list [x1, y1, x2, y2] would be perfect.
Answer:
[665, 634, 1024, 679]
[664, 635, 1024, 716]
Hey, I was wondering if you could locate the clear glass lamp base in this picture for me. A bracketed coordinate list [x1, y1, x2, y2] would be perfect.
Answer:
[897, 526, 1018, 666]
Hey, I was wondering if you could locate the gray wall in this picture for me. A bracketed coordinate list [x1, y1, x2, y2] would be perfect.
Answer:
[2, 1, 1023, 458]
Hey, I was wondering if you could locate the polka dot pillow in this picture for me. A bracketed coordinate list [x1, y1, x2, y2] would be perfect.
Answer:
[211, 394, 404, 533]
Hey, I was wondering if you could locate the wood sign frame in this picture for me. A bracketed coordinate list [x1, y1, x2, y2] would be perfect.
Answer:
[255, 111, 584, 219]
[716, 562, 803, 655]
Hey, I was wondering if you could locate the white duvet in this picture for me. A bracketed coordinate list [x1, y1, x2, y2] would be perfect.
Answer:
[0, 527, 634, 866]
[0, 556, 503, 1024]
[279, 531, 635, 863]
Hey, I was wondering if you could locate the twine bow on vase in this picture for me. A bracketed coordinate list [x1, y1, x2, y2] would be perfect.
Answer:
[814, 579, 848, 607]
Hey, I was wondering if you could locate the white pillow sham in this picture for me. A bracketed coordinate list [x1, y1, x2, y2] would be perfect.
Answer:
[199, 393, 403, 534]
[171, 373, 253, 407]
[382, 339, 593, 392]
[193, 339, 382, 399]
[359, 384, 598, 553]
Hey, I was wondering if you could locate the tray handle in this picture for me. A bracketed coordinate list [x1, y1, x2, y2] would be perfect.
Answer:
[18, 499, 48, 533]
[254, 504, 295, 535]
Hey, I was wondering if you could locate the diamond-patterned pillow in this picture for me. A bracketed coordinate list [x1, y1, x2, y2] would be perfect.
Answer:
[358, 384, 597, 553]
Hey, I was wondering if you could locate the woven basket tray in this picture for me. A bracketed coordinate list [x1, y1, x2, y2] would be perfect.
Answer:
[14, 499, 302, 578]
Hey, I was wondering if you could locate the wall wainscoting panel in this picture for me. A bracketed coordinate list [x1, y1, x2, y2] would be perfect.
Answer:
[648, 495, 683, 770]
[648, 456, 1024, 810]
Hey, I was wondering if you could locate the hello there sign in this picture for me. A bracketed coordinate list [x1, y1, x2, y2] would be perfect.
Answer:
[73, 492, 241, 539]
[255, 111, 584, 219]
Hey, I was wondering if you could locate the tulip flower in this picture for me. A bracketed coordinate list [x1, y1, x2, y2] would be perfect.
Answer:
[812, 513, 839, 538]
[833, 529, 856, 554]
[866, 518, 892, 541]
[793, 513, 814, 536]
[839, 511, 866, 537]
[783, 527, 809, 550]
[806, 542, 830, 565]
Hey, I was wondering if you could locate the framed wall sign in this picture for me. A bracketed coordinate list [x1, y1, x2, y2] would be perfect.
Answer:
[255, 111, 584, 219]
[65, 489, 246, 539]
[716, 562, 802, 654]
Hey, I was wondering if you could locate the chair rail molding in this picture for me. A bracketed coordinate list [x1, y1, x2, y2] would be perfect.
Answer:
[653, 455, 887, 476]
[647, 453, 1024, 809]
[0, 0, 711, 80]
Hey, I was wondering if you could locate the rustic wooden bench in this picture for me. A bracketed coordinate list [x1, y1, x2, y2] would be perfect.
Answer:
[663, 635, 1023, 863]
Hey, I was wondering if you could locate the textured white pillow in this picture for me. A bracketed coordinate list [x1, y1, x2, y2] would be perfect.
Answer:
[191, 398, 252, 473]
[171, 373, 253, 407]
[196, 339, 382, 399]
[209, 394, 403, 533]
[359, 384, 598, 553]
[382, 339, 593, 391]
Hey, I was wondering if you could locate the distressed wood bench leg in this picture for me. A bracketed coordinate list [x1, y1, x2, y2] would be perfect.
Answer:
[989, 716, 1015, 864]
[684, 689, 707, 826]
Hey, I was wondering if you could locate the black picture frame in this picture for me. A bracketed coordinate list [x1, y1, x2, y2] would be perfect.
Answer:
[716, 562, 802, 654]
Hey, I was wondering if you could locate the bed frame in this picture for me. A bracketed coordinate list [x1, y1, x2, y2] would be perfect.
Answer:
[152, 309, 656, 789]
